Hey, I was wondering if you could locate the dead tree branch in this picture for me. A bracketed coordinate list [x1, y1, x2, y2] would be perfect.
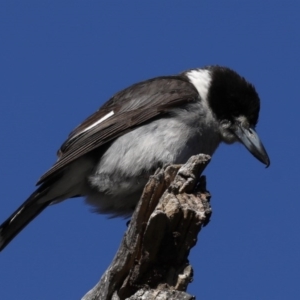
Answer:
[82, 154, 212, 300]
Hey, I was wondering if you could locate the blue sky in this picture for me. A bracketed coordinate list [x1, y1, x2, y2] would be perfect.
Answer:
[0, 1, 299, 299]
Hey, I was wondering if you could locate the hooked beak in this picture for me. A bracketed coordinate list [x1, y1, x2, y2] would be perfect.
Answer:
[233, 125, 270, 167]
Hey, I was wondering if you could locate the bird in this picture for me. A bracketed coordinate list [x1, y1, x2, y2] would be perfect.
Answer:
[0, 65, 270, 251]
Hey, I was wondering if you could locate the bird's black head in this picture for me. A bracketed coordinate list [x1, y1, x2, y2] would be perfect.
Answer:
[207, 66, 260, 126]
[206, 66, 270, 167]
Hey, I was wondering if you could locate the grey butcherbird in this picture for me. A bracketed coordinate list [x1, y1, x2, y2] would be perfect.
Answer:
[0, 66, 270, 251]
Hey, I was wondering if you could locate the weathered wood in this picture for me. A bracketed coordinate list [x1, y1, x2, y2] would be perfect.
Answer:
[82, 154, 212, 300]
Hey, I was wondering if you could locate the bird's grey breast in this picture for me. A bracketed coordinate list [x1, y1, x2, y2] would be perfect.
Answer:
[85, 101, 220, 215]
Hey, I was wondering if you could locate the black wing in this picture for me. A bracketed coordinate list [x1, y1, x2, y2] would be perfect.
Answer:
[38, 76, 199, 184]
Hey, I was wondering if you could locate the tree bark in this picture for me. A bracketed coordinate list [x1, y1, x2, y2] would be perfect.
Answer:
[82, 154, 212, 300]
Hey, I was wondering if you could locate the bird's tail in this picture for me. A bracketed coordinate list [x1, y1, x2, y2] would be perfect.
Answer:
[0, 182, 55, 252]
